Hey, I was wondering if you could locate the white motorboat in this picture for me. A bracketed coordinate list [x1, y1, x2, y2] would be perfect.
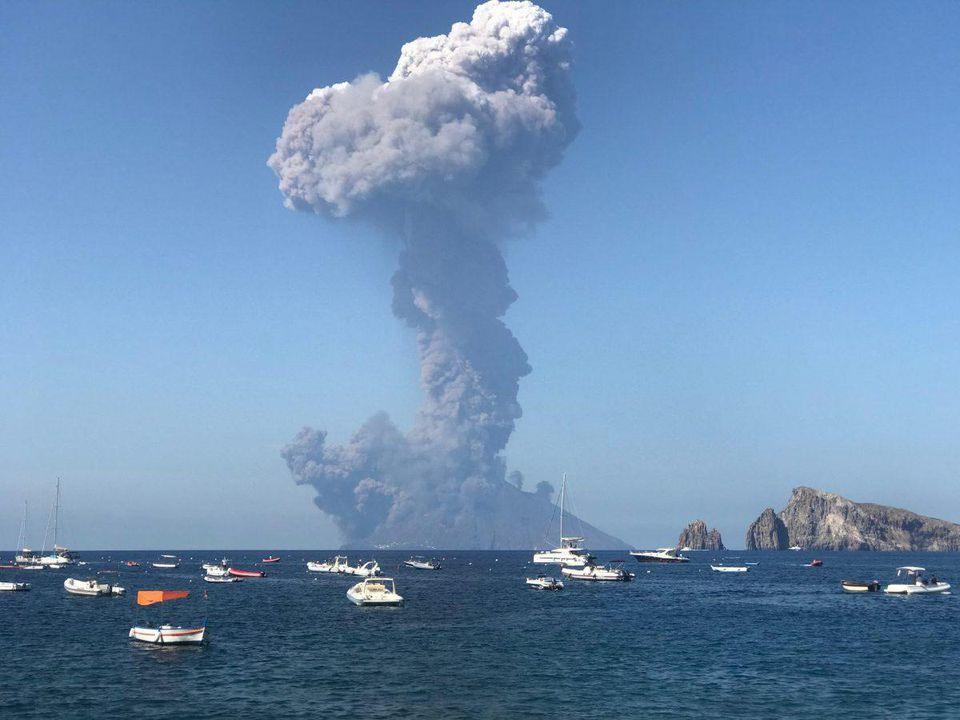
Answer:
[18, 564, 44, 571]
[129, 625, 206, 644]
[307, 556, 349, 573]
[884, 567, 950, 595]
[0, 582, 30, 592]
[152, 554, 180, 569]
[201, 559, 230, 577]
[403, 556, 441, 570]
[562, 561, 635, 582]
[130, 590, 205, 644]
[788, 545, 804, 551]
[532, 474, 595, 568]
[203, 574, 241, 583]
[630, 547, 690, 564]
[347, 577, 404, 606]
[711, 565, 749, 573]
[525, 575, 564, 591]
[345, 560, 382, 577]
[64, 577, 126, 596]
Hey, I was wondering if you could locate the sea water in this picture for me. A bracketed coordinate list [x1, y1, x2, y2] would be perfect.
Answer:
[2, 550, 958, 718]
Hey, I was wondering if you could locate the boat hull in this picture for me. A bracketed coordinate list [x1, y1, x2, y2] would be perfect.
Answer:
[630, 553, 689, 564]
[711, 566, 749, 573]
[228, 568, 264, 578]
[532, 553, 590, 567]
[346, 590, 403, 607]
[129, 626, 205, 644]
[0, 582, 30, 591]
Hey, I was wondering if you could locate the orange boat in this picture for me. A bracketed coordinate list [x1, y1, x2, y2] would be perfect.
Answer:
[228, 567, 265, 578]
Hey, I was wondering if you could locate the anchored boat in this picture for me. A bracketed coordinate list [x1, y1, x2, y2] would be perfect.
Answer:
[0, 582, 30, 592]
[711, 565, 749, 573]
[64, 577, 125, 597]
[307, 556, 349, 573]
[525, 575, 564, 591]
[403, 556, 441, 570]
[347, 577, 404, 606]
[841, 580, 881, 593]
[344, 560, 381, 577]
[884, 567, 950, 595]
[562, 561, 634, 582]
[532, 474, 595, 568]
[152, 555, 180, 569]
[129, 590, 205, 645]
[228, 567, 265, 578]
[262, 556, 281, 564]
[630, 547, 690, 564]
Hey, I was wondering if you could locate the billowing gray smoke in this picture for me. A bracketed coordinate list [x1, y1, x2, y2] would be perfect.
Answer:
[270, 1, 625, 549]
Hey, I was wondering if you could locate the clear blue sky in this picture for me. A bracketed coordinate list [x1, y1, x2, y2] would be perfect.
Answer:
[2, 1, 958, 549]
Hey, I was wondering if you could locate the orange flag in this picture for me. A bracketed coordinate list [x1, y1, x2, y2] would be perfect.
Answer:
[137, 590, 190, 606]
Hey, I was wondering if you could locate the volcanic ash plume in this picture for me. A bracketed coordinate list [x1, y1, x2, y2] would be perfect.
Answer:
[270, 1, 624, 548]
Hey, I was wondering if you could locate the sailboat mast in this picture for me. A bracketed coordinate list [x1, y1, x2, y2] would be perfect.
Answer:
[54, 478, 60, 549]
[559, 473, 566, 541]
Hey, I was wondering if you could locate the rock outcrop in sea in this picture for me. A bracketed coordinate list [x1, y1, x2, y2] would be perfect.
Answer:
[745, 507, 790, 550]
[677, 520, 724, 550]
[747, 487, 960, 551]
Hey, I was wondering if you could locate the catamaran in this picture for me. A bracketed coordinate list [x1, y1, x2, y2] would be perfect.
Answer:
[532, 474, 594, 568]
[129, 590, 206, 644]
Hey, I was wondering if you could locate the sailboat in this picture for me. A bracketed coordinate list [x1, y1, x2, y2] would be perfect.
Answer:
[13, 500, 41, 567]
[532, 474, 594, 568]
[129, 590, 206, 644]
[28, 480, 74, 567]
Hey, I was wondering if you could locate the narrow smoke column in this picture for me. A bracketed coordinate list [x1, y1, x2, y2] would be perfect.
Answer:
[270, 1, 579, 547]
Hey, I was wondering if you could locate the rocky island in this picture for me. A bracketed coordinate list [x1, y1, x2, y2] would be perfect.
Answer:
[678, 520, 724, 550]
[746, 486, 960, 551]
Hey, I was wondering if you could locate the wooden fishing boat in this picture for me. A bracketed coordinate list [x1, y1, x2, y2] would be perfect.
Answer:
[129, 590, 205, 645]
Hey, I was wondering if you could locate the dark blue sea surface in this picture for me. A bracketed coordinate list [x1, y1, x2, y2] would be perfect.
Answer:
[2, 550, 958, 718]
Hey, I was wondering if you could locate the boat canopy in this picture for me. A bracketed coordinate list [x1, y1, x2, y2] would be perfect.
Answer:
[137, 590, 190, 606]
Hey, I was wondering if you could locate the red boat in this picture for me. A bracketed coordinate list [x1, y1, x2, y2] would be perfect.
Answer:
[261, 556, 281, 564]
[125, 560, 141, 567]
[808, 559, 823, 567]
[228, 567, 265, 578]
